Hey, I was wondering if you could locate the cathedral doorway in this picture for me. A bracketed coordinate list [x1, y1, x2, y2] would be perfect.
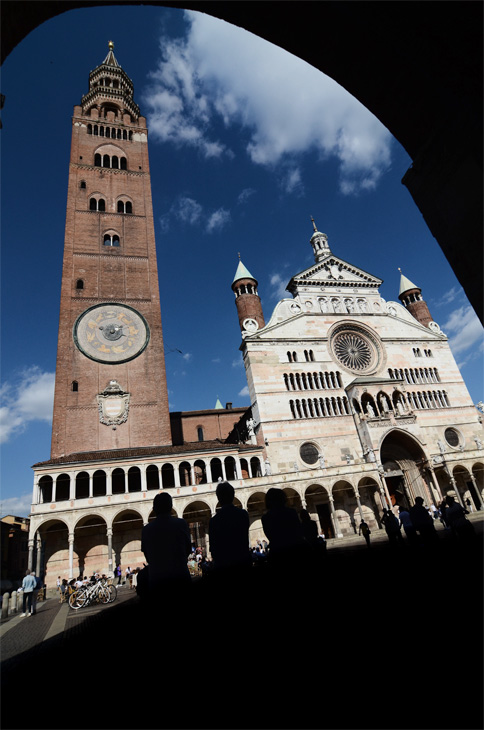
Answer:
[74, 515, 108, 577]
[304, 484, 333, 538]
[37, 519, 69, 584]
[380, 431, 433, 507]
[247, 491, 267, 545]
[112, 510, 144, 572]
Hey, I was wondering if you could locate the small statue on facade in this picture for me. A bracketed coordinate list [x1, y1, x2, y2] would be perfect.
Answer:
[264, 458, 272, 475]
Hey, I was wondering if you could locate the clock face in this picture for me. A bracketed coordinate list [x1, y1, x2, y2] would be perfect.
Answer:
[73, 303, 150, 364]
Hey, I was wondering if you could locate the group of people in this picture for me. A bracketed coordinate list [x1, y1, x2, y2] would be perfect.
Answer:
[138, 483, 328, 601]
[359, 494, 476, 548]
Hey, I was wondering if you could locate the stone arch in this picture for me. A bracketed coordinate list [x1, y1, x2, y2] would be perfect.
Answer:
[112, 467, 126, 495]
[472, 462, 484, 505]
[112, 509, 144, 572]
[146, 464, 160, 490]
[194, 459, 207, 485]
[183, 500, 211, 553]
[304, 484, 333, 538]
[93, 469, 107, 497]
[128, 465, 142, 492]
[39, 475, 53, 503]
[179, 461, 192, 487]
[74, 513, 108, 578]
[161, 463, 175, 489]
[452, 464, 483, 510]
[380, 429, 434, 507]
[357, 476, 383, 528]
[56, 473, 70, 502]
[247, 491, 268, 545]
[331, 480, 358, 536]
[282, 487, 303, 512]
[36, 518, 70, 586]
[75, 471, 89, 499]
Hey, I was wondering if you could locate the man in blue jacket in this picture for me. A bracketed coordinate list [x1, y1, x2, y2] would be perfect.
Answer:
[20, 570, 37, 616]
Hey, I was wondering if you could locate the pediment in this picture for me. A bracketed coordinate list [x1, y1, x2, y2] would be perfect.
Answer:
[288, 256, 382, 292]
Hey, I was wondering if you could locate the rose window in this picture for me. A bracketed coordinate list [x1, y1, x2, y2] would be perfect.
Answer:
[329, 324, 382, 374]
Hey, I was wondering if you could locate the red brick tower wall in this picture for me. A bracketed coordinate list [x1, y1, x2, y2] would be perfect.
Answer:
[232, 277, 265, 333]
[51, 60, 171, 458]
[399, 287, 433, 328]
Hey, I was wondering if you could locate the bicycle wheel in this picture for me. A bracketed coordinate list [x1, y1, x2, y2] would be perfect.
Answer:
[98, 587, 110, 604]
[107, 584, 117, 603]
[69, 590, 87, 610]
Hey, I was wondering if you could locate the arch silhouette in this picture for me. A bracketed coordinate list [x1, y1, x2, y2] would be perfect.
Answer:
[2, 1, 482, 321]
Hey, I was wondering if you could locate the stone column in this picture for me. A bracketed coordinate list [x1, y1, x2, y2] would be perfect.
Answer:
[68, 533, 75, 579]
[329, 495, 343, 538]
[449, 475, 465, 507]
[354, 489, 365, 522]
[28, 539, 35, 572]
[427, 466, 443, 503]
[35, 534, 42, 576]
[141, 465, 147, 492]
[106, 469, 112, 496]
[107, 527, 113, 575]
[89, 471, 94, 498]
[69, 473, 76, 500]
[174, 464, 181, 488]
[206, 461, 213, 485]
[470, 475, 484, 510]
[52, 475, 57, 503]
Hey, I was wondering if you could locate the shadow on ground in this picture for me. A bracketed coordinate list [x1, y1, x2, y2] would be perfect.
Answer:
[2, 537, 483, 730]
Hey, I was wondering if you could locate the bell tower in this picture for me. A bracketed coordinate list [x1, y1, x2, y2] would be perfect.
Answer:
[398, 270, 434, 328]
[50, 43, 171, 458]
[232, 257, 265, 335]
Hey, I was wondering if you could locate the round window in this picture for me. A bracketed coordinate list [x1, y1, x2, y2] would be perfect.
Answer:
[299, 442, 320, 465]
[444, 428, 460, 448]
[329, 323, 383, 375]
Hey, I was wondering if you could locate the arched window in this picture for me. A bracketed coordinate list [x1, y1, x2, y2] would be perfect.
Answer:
[94, 154, 101, 167]
[89, 198, 97, 211]
[125, 201, 132, 214]
[75, 279, 84, 290]
[72, 380, 79, 392]
[80, 180, 86, 189]
[87, 124, 92, 135]
[120, 157, 127, 170]
[112, 156, 119, 169]
[98, 198, 105, 212]
[117, 200, 124, 213]
[197, 427, 204, 442]
[103, 154, 110, 168]
[103, 233, 120, 247]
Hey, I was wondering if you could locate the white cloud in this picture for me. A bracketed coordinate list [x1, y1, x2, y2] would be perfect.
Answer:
[144, 11, 392, 194]
[238, 385, 250, 397]
[182, 352, 193, 362]
[0, 493, 33, 519]
[237, 188, 255, 205]
[0, 367, 55, 444]
[269, 272, 289, 300]
[159, 195, 231, 234]
[442, 305, 484, 357]
[206, 207, 231, 233]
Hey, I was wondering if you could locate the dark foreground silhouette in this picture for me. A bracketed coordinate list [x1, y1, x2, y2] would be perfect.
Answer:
[2, 535, 482, 730]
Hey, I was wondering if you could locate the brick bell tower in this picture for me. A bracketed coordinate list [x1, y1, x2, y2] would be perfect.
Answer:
[51, 43, 171, 458]
[232, 256, 265, 335]
[398, 269, 434, 328]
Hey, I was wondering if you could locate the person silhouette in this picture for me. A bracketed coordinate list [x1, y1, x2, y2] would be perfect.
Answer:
[208, 482, 251, 575]
[262, 488, 304, 573]
[409, 497, 438, 546]
[141, 492, 192, 601]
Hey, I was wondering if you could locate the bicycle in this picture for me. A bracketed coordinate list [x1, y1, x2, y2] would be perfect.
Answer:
[68, 578, 116, 610]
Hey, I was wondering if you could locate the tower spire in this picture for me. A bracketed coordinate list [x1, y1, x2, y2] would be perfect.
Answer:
[309, 217, 331, 262]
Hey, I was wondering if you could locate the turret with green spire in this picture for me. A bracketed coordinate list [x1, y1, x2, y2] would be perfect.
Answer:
[398, 268, 433, 328]
[231, 254, 265, 335]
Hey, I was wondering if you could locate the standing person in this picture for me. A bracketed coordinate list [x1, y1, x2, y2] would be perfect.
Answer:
[20, 570, 37, 617]
[445, 495, 475, 543]
[208, 481, 251, 576]
[116, 564, 122, 585]
[398, 505, 417, 544]
[125, 567, 130, 585]
[261, 488, 305, 573]
[30, 571, 43, 615]
[409, 497, 438, 546]
[358, 519, 371, 548]
[141, 492, 192, 602]
[381, 509, 403, 545]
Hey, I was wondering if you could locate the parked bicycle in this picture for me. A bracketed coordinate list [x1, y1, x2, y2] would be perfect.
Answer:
[68, 578, 117, 610]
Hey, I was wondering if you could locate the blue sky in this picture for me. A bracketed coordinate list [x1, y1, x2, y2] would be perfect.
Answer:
[1, 6, 483, 517]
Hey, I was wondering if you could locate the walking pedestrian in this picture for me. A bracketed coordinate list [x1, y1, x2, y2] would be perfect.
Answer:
[20, 570, 37, 616]
[358, 519, 371, 548]
[445, 495, 475, 543]
[116, 564, 122, 584]
[381, 509, 403, 545]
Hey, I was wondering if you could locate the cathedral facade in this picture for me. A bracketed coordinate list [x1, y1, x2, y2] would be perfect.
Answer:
[28, 47, 483, 586]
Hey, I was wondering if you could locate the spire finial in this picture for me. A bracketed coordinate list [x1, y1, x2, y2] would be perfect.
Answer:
[238, 252, 241, 260]
[108, 40, 114, 51]
[311, 216, 318, 232]
[398, 267, 402, 273]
